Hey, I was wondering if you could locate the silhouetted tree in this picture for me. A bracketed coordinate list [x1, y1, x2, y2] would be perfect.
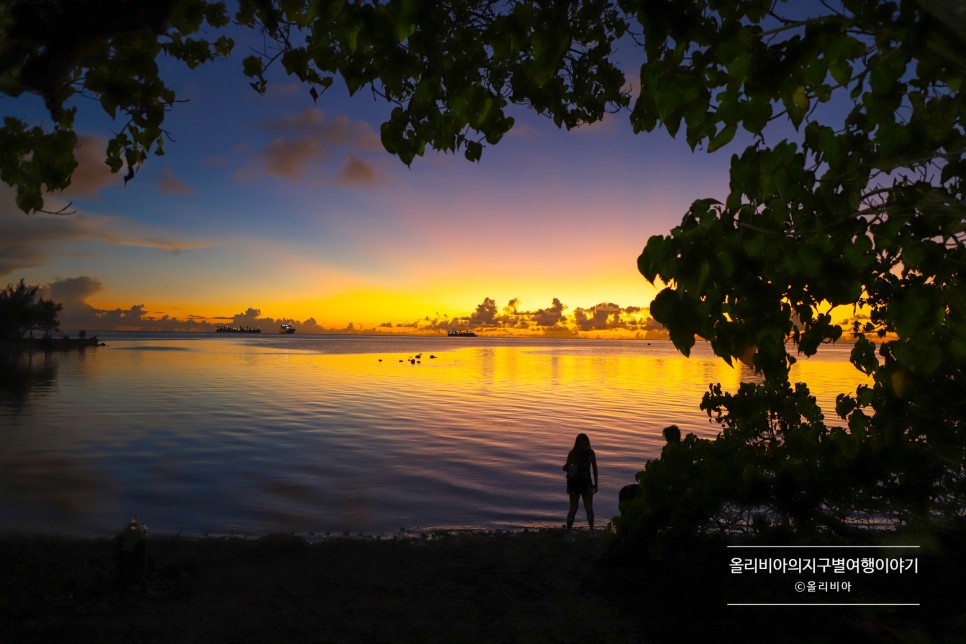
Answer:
[622, 0, 966, 540]
[0, 280, 62, 340]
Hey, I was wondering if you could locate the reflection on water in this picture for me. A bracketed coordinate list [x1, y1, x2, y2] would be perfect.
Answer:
[0, 335, 868, 538]
[0, 350, 60, 412]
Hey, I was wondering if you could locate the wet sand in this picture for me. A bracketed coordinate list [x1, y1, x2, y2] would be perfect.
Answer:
[1, 529, 963, 643]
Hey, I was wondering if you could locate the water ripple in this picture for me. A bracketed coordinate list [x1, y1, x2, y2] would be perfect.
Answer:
[0, 335, 868, 537]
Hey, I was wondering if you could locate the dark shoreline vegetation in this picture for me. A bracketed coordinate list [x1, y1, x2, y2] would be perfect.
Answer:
[0, 336, 101, 351]
[2, 525, 964, 643]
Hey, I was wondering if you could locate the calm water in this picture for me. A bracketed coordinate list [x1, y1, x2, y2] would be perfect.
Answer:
[0, 334, 866, 538]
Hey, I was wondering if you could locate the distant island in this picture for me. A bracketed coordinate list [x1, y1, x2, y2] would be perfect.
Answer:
[215, 326, 262, 333]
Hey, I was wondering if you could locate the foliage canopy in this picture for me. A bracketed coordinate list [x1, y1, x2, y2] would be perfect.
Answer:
[0, 0, 234, 212]
[0, 0, 627, 212]
[2, 0, 964, 538]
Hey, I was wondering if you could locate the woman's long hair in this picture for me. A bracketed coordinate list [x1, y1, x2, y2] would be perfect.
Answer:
[570, 433, 593, 465]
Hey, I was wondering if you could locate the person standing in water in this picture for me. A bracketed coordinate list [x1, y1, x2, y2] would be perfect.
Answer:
[562, 433, 598, 530]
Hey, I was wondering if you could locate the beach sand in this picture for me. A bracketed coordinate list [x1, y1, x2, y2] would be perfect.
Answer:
[1, 528, 963, 643]
[1, 529, 642, 643]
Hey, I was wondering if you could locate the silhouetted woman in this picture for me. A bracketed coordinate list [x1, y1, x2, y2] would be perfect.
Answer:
[562, 433, 598, 530]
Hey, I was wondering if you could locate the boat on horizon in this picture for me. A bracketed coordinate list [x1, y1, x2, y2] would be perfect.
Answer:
[447, 330, 477, 337]
[280, 324, 296, 334]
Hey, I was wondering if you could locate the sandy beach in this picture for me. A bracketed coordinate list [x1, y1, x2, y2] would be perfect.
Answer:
[2, 529, 642, 643]
[3, 527, 964, 643]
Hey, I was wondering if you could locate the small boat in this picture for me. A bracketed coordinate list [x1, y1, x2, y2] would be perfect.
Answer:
[280, 324, 296, 334]
[447, 329, 477, 337]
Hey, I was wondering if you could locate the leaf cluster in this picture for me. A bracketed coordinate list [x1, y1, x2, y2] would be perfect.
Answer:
[2, 1, 630, 210]
[235, 0, 630, 163]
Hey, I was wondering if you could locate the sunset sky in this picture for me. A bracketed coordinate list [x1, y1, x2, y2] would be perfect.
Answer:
[1, 22, 741, 336]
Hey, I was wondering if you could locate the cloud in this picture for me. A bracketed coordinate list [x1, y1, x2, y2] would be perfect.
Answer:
[0, 203, 213, 276]
[227, 308, 331, 334]
[419, 297, 663, 338]
[259, 137, 326, 180]
[624, 69, 642, 101]
[52, 294, 337, 334]
[0, 186, 102, 276]
[43, 276, 155, 332]
[47, 275, 103, 304]
[108, 237, 211, 254]
[468, 297, 499, 325]
[263, 108, 382, 150]
[532, 298, 567, 327]
[59, 135, 118, 199]
[571, 303, 664, 334]
[1, 186, 214, 275]
[336, 155, 383, 186]
[503, 121, 540, 140]
[1, 131, 214, 276]
[264, 82, 303, 100]
[247, 108, 384, 184]
[574, 302, 624, 331]
[44, 276, 104, 330]
[46, 279, 236, 332]
[156, 168, 194, 196]
[439, 297, 578, 334]
[45, 277, 180, 333]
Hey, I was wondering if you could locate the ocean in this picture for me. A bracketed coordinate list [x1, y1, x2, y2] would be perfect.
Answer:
[0, 334, 866, 538]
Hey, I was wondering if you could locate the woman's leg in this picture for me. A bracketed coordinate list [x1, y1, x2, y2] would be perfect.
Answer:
[567, 492, 579, 529]
[581, 491, 595, 530]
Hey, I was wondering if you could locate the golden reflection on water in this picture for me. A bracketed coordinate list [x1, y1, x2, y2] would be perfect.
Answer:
[0, 337, 869, 537]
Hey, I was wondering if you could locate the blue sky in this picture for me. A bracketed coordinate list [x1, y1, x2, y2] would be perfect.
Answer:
[1, 12, 743, 335]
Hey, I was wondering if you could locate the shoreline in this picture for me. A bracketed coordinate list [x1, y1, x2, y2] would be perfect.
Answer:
[47, 329, 883, 343]
[0, 337, 101, 352]
[1, 528, 644, 643]
[3, 529, 963, 643]
[0, 524, 566, 544]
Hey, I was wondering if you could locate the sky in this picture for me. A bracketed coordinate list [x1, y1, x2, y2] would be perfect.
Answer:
[1, 18, 740, 337]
